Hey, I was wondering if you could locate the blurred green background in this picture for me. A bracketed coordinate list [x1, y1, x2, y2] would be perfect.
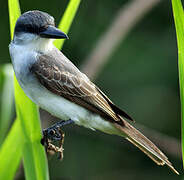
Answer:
[0, 0, 182, 179]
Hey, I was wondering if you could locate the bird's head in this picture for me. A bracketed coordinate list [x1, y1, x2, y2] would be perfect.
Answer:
[13, 10, 68, 47]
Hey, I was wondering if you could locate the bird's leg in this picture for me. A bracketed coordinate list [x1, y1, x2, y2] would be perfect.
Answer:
[41, 119, 74, 160]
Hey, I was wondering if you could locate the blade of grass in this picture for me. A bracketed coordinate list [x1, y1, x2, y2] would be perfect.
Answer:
[8, 0, 50, 179]
[14, 85, 49, 180]
[54, 0, 81, 49]
[0, 64, 14, 145]
[171, 0, 184, 167]
[0, 119, 23, 180]
[8, 0, 20, 39]
[0, 1, 24, 179]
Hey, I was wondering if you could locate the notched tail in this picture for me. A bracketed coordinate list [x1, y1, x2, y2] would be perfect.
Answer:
[113, 121, 179, 175]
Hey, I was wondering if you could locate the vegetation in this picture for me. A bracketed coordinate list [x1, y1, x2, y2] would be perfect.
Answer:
[172, 0, 184, 167]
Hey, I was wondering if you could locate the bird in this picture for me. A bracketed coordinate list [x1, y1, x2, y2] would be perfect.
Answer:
[9, 10, 178, 174]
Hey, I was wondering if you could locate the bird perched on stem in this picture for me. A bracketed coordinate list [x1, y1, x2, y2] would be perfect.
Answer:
[9, 10, 178, 174]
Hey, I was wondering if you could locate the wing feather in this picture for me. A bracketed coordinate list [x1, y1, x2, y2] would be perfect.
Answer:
[30, 51, 132, 123]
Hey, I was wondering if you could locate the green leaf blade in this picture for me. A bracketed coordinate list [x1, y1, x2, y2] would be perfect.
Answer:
[0, 64, 14, 144]
[172, 0, 184, 167]
[8, 0, 21, 39]
[54, 0, 81, 49]
[8, 0, 49, 179]
[0, 120, 23, 180]
[23, 142, 49, 180]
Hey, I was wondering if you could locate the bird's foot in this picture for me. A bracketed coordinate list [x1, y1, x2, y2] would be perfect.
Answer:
[41, 119, 74, 160]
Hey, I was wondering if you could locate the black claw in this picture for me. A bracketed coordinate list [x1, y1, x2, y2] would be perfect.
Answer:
[42, 119, 74, 142]
[41, 119, 74, 160]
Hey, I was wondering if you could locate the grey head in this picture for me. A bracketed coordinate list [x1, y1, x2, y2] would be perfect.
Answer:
[14, 10, 68, 39]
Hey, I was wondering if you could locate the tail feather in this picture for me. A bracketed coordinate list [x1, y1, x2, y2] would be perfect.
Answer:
[113, 120, 179, 175]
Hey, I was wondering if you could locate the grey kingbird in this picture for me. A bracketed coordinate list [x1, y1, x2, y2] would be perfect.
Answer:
[9, 10, 178, 174]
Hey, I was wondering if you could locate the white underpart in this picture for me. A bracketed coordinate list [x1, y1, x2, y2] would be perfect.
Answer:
[9, 33, 122, 136]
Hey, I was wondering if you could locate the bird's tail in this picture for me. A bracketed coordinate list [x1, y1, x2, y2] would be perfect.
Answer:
[113, 120, 179, 175]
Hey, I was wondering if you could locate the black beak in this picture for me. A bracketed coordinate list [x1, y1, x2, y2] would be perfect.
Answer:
[39, 25, 68, 39]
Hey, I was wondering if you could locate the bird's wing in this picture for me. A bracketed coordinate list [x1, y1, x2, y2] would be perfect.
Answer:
[30, 50, 133, 123]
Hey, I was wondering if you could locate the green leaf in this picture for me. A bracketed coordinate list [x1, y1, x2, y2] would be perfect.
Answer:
[0, 0, 50, 179]
[16, 99, 49, 180]
[8, 0, 20, 39]
[23, 142, 49, 180]
[0, 64, 14, 145]
[0, 1, 23, 179]
[8, 0, 49, 178]
[0, 119, 23, 180]
[54, 0, 81, 49]
[171, 0, 184, 167]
